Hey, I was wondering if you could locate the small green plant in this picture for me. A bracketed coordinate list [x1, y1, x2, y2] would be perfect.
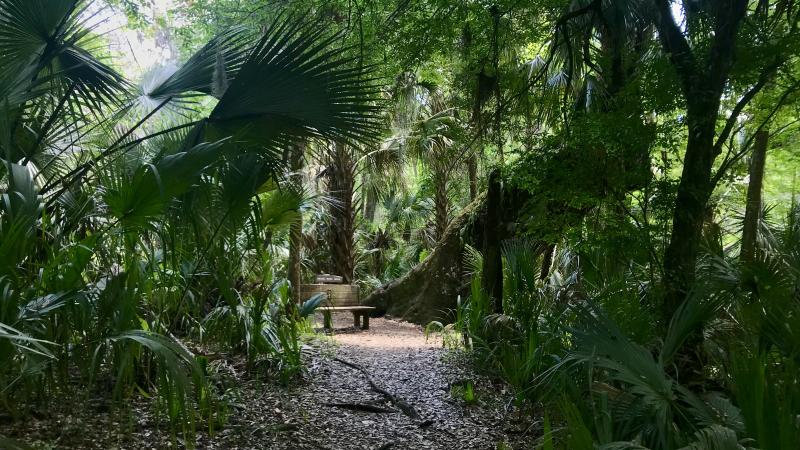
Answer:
[424, 320, 445, 341]
[450, 380, 478, 405]
[424, 320, 462, 349]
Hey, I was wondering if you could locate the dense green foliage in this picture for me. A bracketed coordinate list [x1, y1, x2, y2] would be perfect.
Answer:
[0, 0, 379, 443]
[2, 0, 800, 448]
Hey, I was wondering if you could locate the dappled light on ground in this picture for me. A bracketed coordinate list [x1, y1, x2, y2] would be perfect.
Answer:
[317, 314, 444, 349]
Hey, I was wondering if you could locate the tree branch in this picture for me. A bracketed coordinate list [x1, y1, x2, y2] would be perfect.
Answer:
[707, 0, 749, 89]
[712, 59, 782, 155]
[653, 0, 697, 93]
[712, 79, 800, 186]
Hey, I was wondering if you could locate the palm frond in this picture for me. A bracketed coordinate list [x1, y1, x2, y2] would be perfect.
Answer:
[0, 321, 55, 359]
[144, 27, 252, 101]
[103, 140, 228, 229]
[678, 425, 744, 450]
[207, 16, 383, 149]
[0, 0, 128, 108]
[299, 292, 325, 318]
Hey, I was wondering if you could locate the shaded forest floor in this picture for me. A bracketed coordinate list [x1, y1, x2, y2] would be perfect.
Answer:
[1, 315, 538, 449]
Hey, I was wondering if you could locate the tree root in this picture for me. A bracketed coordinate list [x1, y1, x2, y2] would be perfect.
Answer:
[323, 402, 396, 413]
[333, 357, 422, 421]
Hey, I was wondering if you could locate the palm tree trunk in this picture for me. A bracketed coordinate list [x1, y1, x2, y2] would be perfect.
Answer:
[327, 142, 356, 284]
[288, 142, 304, 303]
[364, 184, 378, 223]
[741, 130, 769, 265]
[467, 155, 478, 201]
[540, 243, 556, 280]
[402, 222, 411, 242]
[433, 169, 449, 242]
[482, 170, 504, 313]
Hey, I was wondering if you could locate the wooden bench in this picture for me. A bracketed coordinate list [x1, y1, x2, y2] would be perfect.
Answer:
[317, 306, 376, 330]
[299, 275, 374, 330]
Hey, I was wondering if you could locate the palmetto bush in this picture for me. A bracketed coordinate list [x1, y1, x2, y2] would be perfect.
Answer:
[457, 207, 800, 449]
[0, 0, 379, 441]
[455, 239, 570, 408]
[534, 206, 800, 450]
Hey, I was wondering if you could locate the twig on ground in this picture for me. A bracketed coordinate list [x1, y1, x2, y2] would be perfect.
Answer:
[333, 357, 423, 421]
[323, 402, 397, 413]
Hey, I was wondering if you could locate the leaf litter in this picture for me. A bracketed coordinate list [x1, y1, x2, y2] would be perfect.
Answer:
[0, 316, 538, 449]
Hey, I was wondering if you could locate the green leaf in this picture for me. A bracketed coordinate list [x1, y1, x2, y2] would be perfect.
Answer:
[207, 17, 383, 150]
[0, 321, 55, 359]
[299, 293, 326, 318]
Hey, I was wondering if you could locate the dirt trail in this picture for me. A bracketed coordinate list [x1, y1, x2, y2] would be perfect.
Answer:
[0, 315, 536, 449]
[242, 314, 535, 449]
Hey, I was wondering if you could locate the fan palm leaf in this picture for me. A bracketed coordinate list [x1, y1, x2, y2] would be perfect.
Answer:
[102, 140, 229, 230]
[207, 16, 383, 150]
[0, 0, 128, 112]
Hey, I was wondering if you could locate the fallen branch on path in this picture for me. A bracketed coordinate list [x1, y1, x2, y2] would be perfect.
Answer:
[323, 402, 396, 413]
[262, 423, 299, 434]
[333, 357, 422, 421]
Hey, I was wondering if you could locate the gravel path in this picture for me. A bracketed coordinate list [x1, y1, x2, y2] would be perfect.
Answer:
[0, 315, 537, 449]
[261, 315, 534, 449]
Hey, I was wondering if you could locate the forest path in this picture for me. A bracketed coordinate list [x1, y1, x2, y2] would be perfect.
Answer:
[0, 316, 536, 449]
[242, 314, 536, 450]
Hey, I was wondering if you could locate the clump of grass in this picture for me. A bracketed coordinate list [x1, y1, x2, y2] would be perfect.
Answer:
[450, 380, 478, 405]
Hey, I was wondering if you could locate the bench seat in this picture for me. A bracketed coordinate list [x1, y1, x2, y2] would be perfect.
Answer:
[317, 306, 375, 330]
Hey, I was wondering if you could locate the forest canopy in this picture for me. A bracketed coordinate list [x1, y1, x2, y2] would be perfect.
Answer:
[1, 0, 800, 449]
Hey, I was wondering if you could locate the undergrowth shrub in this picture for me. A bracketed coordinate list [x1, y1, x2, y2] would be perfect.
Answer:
[0, 1, 378, 446]
[452, 206, 800, 449]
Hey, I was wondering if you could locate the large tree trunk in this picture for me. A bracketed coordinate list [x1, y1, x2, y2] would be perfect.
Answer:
[327, 142, 356, 283]
[364, 179, 532, 324]
[467, 155, 478, 201]
[482, 170, 504, 312]
[432, 169, 450, 242]
[363, 195, 484, 323]
[740, 130, 768, 265]
[288, 143, 305, 303]
[655, 0, 748, 322]
[661, 112, 718, 321]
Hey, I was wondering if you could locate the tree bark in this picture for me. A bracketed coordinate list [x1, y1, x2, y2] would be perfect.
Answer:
[288, 142, 304, 303]
[482, 170, 504, 313]
[740, 130, 769, 265]
[661, 111, 719, 319]
[364, 185, 378, 223]
[540, 243, 556, 280]
[654, 0, 748, 322]
[467, 155, 478, 201]
[363, 195, 485, 323]
[433, 169, 450, 242]
[364, 178, 532, 324]
[327, 142, 356, 284]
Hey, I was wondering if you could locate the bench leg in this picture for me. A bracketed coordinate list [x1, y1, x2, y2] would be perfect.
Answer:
[323, 310, 332, 330]
[353, 312, 361, 328]
[361, 314, 370, 330]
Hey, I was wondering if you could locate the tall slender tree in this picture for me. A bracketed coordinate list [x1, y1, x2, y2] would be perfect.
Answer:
[326, 141, 358, 283]
[653, 0, 800, 319]
[741, 129, 769, 264]
[288, 141, 306, 302]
